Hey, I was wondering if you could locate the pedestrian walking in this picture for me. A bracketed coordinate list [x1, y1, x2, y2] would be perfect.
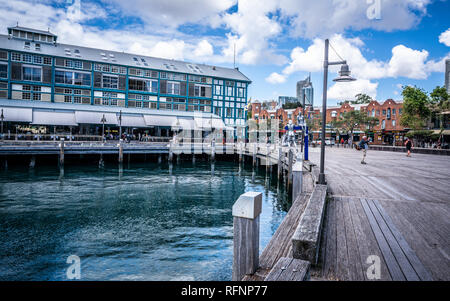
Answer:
[359, 136, 369, 164]
[405, 138, 413, 156]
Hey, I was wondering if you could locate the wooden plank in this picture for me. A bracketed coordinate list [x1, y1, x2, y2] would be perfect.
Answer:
[265, 257, 310, 281]
[342, 198, 364, 280]
[335, 199, 350, 280]
[353, 197, 392, 281]
[323, 198, 337, 279]
[380, 200, 447, 280]
[366, 199, 420, 281]
[360, 198, 406, 280]
[292, 185, 327, 264]
[258, 193, 310, 269]
[372, 199, 433, 281]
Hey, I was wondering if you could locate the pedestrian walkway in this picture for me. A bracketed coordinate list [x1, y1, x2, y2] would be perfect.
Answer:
[308, 148, 450, 280]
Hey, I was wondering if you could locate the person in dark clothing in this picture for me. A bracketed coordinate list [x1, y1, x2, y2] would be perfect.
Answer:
[359, 136, 369, 164]
[405, 138, 413, 157]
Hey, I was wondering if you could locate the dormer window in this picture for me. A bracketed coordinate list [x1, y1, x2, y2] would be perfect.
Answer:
[35, 43, 41, 51]
[24, 41, 31, 50]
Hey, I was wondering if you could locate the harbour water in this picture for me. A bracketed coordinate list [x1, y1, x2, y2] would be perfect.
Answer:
[0, 159, 290, 280]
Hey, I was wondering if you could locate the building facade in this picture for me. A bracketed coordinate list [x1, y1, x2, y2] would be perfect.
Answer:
[250, 99, 407, 145]
[0, 26, 250, 138]
[278, 96, 298, 107]
[296, 75, 313, 107]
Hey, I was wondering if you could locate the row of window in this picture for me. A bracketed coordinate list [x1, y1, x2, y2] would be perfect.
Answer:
[12, 52, 52, 65]
[369, 108, 402, 117]
[55, 69, 91, 86]
[3, 55, 247, 92]
[94, 63, 127, 74]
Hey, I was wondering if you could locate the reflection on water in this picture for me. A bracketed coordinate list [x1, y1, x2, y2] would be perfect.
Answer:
[0, 160, 290, 280]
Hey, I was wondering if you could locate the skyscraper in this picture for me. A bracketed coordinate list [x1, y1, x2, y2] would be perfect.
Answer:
[296, 74, 313, 107]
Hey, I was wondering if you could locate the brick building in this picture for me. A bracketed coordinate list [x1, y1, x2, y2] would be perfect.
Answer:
[250, 99, 406, 145]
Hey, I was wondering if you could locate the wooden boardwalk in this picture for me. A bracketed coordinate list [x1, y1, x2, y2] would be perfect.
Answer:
[308, 147, 450, 281]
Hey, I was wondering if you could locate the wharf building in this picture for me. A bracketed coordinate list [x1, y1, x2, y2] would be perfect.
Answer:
[0, 26, 251, 140]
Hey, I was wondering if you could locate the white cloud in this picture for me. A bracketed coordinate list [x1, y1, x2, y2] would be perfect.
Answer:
[328, 79, 378, 101]
[274, 34, 448, 86]
[386, 45, 429, 79]
[439, 28, 450, 47]
[194, 40, 214, 57]
[278, 0, 431, 39]
[106, 0, 236, 28]
[220, 0, 287, 65]
[266, 72, 286, 84]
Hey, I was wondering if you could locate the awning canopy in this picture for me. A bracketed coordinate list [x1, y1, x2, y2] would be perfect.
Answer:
[194, 118, 212, 130]
[0, 107, 33, 122]
[32, 111, 78, 126]
[432, 129, 450, 135]
[120, 115, 146, 127]
[144, 115, 177, 127]
[212, 118, 226, 129]
[172, 118, 195, 130]
[75, 111, 118, 125]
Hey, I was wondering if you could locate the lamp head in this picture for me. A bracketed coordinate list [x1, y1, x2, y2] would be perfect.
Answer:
[333, 64, 356, 82]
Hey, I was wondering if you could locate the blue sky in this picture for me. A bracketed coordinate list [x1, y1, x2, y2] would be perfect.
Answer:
[0, 0, 449, 106]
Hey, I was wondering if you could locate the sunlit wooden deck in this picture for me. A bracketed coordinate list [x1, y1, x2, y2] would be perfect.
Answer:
[308, 147, 450, 281]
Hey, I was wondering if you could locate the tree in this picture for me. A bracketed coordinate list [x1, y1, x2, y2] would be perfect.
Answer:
[282, 102, 302, 110]
[430, 86, 450, 131]
[400, 86, 431, 130]
[354, 93, 373, 104]
[338, 94, 372, 106]
[333, 110, 368, 142]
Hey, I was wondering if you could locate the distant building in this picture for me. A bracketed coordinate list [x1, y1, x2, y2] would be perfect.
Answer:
[296, 75, 313, 107]
[250, 98, 407, 146]
[278, 96, 298, 107]
[446, 59, 450, 94]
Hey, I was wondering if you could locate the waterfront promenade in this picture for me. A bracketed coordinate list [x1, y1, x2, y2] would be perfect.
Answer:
[1, 140, 448, 281]
[307, 147, 450, 280]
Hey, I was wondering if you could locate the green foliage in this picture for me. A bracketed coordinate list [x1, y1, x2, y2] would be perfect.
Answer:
[282, 102, 302, 110]
[405, 130, 434, 138]
[400, 86, 431, 130]
[354, 93, 373, 104]
[333, 110, 367, 134]
[430, 86, 450, 130]
[430, 86, 449, 104]
[338, 94, 372, 106]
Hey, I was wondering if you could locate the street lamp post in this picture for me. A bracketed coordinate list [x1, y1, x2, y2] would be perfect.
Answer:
[101, 114, 107, 142]
[119, 110, 122, 140]
[318, 39, 356, 185]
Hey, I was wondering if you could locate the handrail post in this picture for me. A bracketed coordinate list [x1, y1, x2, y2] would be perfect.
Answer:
[232, 191, 262, 281]
[288, 149, 294, 187]
[292, 159, 303, 202]
[59, 138, 65, 166]
[118, 139, 123, 164]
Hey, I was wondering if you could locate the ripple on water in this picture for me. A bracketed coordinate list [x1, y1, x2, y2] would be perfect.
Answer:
[0, 161, 289, 280]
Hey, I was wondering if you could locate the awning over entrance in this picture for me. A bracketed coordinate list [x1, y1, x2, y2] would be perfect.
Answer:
[0, 107, 33, 122]
[75, 111, 118, 125]
[143, 115, 177, 127]
[31, 111, 78, 126]
[212, 119, 226, 129]
[194, 118, 212, 130]
[432, 129, 450, 135]
[120, 115, 146, 127]
[172, 117, 195, 130]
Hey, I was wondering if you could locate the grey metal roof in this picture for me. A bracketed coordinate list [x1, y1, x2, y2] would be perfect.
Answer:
[7, 26, 57, 37]
[0, 34, 251, 82]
